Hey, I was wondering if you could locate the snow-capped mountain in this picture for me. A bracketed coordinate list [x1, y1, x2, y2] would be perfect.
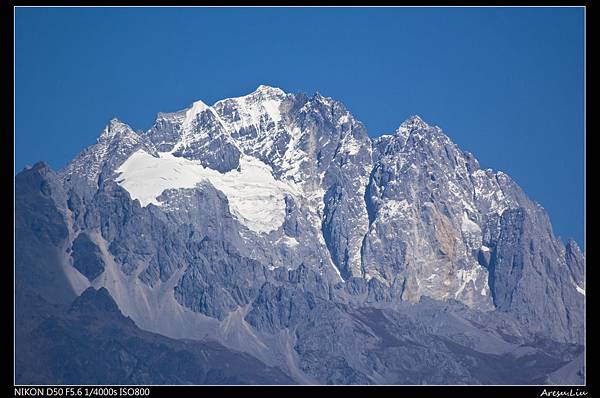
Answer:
[15, 85, 585, 384]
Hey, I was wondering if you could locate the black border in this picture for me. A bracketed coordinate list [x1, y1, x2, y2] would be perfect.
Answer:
[6, 2, 590, 398]
[7, 385, 596, 397]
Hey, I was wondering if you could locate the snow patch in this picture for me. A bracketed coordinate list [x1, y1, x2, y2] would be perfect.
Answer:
[262, 99, 283, 123]
[216, 90, 285, 134]
[115, 149, 298, 234]
[342, 136, 362, 156]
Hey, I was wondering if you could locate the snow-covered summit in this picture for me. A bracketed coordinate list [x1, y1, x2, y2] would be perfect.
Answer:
[253, 84, 286, 96]
[98, 118, 136, 142]
[182, 100, 210, 129]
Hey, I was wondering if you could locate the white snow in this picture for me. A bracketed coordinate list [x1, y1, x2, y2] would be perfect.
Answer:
[255, 84, 286, 95]
[575, 283, 585, 296]
[183, 100, 208, 129]
[115, 149, 298, 234]
[342, 137, 362, 156]
[279, 127, 306, 182]
[262, 99, 283, 123]
[213, 88, 285, 135]
[338, 114, 350, 125]
[330, 262, 345, 283]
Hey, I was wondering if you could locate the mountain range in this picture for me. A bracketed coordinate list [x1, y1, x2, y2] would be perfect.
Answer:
[15, 85, 585, 384]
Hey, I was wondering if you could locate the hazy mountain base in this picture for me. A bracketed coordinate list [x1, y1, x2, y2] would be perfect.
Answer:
[15, 284, 294, 385]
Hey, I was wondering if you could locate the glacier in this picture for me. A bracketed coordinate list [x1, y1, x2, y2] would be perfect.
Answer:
[115, 149, 298, 233]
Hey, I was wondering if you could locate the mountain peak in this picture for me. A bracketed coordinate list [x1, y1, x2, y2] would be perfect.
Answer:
[183, 99, 209, 128]
[392, 115, 442, 144]
[30, 161, 51, 173]
[400, 115, 430, 130]
[108, 117, 127, 128]
[98, 118, 134, 142]
[254, 84, 286, 96]
[310, 91, 336, 108]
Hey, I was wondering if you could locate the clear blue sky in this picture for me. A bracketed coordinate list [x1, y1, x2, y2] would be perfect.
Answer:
[15, 7, 585, 246]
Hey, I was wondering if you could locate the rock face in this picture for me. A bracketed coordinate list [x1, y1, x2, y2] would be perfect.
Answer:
[15, 85, 585, 384]
[71, 232, 105, 282]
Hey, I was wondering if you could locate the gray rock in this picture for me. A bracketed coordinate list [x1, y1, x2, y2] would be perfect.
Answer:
[71, 232, 105, 282]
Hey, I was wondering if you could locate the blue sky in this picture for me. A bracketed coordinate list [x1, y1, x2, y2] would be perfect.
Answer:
[15, 7, 584, 246]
